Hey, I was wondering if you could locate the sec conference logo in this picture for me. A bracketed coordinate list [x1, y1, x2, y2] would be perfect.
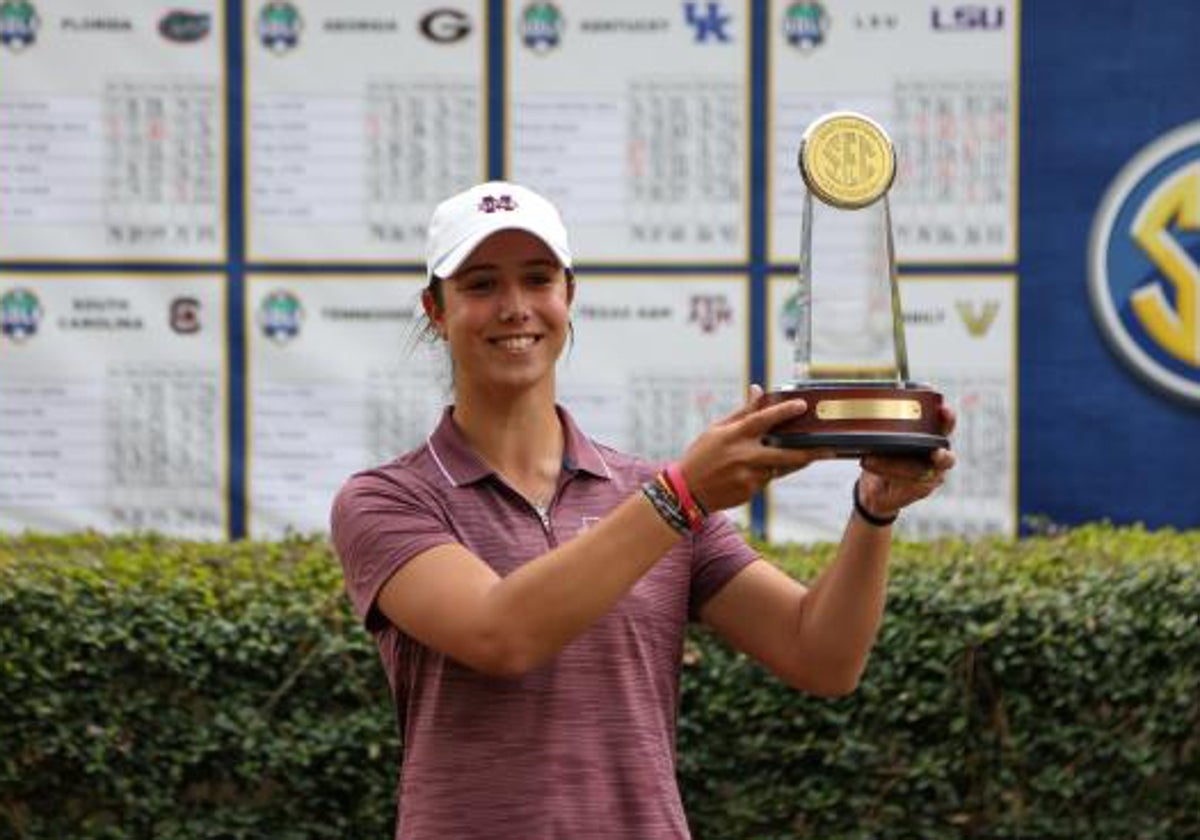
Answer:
[1, 287, 42, 342]
[1090, 121, 1200, 406]
[0, 0, 39, 51]
[258, 289, 303, 343]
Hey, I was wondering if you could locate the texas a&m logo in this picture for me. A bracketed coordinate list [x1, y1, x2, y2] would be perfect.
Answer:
[688, 294, 733, 333]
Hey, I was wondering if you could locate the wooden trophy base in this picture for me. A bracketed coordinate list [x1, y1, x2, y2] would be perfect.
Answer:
[762, 381, 948, 457]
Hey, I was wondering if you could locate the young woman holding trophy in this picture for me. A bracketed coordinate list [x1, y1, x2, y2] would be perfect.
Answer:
[331, 167, 954, 838]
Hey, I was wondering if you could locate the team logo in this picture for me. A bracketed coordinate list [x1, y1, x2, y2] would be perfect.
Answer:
[683, 1, 731, 43]
[520, 3, 561, 53]
[477, 194, 518, 213]
[783, 1, 827, 51]
[158, 10, 211, 43]
[258, 1, 302, 54]
[1089, 121, 1200, 405]
[0, 0, 39, 51]
[779, 289, 805, 343]
[420, 8, 470, 43]
[169, 296, 202, 334]
[688, 294, 733, 333]
[955, 300, 1000, 337]
[930, 5, 1004, 31]
[258, 289, 304, 343]
[1, 287, 43, 342]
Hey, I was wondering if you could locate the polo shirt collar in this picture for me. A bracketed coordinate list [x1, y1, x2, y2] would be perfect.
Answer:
[425, 405, 613, 487]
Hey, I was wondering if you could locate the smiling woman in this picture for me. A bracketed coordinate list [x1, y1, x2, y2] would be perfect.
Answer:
[425, 230, 572, 401]
[329, 180, 956, 840]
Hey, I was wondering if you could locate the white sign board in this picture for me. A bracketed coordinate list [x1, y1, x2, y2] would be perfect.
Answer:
[768, 0, 1019, 264]
[246, 274, 448, 537]
[0, 2, 225, 260]
[508, 0, 750, 263]
[0, 274, 228, 537]
[766, 273, 1017, 542]
[246, 1, 486, 261]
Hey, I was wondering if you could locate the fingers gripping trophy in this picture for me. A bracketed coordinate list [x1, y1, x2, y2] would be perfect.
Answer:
[764, 112, 949, 456]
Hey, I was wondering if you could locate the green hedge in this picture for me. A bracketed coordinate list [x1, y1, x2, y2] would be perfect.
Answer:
[1, 526, 1198, 840]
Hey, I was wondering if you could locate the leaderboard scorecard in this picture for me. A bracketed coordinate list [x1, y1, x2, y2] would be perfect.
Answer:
[0, 2, 225, 261]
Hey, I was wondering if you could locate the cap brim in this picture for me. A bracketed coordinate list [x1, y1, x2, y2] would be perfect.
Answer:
[431, 222, 571, 279]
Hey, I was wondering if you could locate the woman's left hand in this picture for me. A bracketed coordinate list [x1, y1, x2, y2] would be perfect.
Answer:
[857, 404, 957, 520]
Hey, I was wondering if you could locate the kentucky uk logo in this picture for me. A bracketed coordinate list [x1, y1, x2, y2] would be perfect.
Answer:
[1089, 121, 1200, 405]
[683, 2, 731, 43]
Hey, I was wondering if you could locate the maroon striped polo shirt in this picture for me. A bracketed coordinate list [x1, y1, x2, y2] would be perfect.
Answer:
[331, 406, 759, 840]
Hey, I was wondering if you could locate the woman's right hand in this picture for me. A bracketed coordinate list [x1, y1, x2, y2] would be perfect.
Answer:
[677, 384, 836, 512]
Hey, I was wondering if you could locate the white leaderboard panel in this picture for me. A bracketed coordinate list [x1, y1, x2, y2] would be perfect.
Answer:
[0, 274, 228, 537]
[508, 0, 750, 263]
[245, 274, 448, 538]
[246, 1, 486, 262]
[766, 274, 1017, 543]
[558, 275, 750, 526]
[0, 2, 226, 261]
[768, 0, 1019, 264]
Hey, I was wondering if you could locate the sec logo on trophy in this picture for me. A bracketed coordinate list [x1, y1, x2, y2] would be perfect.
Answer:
[1090, 121, 1200, 406]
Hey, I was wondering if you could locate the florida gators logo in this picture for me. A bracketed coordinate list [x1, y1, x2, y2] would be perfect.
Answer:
[1090, 121, 1200, 405]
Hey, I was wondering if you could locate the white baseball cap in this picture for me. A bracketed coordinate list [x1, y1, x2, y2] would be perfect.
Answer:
[425, 181, 573, 280]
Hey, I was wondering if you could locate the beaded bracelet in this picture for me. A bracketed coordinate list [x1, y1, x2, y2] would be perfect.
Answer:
[852, 478, 897, 527]
[642, 478, 691, 535]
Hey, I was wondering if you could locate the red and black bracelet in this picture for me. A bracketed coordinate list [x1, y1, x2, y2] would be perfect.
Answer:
[642, 464, 708, 535]
[663, 464, 707, 532]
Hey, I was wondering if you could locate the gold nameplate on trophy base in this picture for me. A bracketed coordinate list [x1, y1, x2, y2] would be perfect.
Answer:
[815, 399, 922, 422]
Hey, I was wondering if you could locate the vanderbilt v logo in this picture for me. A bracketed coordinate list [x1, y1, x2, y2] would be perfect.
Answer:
[955, 300, 1001, 337]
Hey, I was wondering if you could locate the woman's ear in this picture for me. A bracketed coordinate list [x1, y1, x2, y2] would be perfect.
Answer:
[421, 287, 446, 338]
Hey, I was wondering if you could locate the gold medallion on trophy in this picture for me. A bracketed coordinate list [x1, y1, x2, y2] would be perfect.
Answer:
[801, 113, 896, 210]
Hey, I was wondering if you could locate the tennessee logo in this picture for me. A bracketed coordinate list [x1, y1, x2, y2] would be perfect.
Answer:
[478, 195, 518, 213]
[1090, 121, 1200, 405]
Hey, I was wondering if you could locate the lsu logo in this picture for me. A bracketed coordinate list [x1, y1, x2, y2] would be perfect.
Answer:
[1090, 121, 1200, 405]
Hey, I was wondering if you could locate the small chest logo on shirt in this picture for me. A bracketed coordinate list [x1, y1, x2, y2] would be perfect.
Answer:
[579, 516, 601, 532]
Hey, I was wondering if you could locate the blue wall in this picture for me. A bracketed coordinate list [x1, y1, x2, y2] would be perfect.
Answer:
[1019, 0, 1200, 528]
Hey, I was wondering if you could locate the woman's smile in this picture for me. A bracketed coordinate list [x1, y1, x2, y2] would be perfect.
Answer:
[489, 333, 543, 353]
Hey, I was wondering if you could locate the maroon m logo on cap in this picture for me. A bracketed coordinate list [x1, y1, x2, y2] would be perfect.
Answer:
[477, 194, 518, 213]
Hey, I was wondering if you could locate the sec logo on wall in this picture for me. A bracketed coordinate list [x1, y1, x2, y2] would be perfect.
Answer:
[1090, 121, 1200, 406]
